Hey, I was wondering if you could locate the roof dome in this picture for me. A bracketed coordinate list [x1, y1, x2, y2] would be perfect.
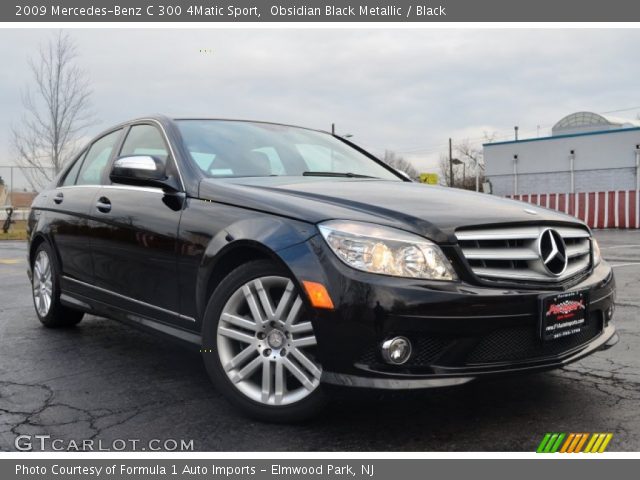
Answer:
[552, 111, 640, 136]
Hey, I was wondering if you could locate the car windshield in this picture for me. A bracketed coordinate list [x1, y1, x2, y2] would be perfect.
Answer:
[175, 120, 401, 181]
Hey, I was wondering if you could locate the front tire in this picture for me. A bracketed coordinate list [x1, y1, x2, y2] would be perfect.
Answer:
[31, 242, 84, 328]
[201, 260, 326, 422]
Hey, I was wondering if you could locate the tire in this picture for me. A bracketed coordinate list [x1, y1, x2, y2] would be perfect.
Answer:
[201, 260, 326, 422]
[31, 242, 84, 328]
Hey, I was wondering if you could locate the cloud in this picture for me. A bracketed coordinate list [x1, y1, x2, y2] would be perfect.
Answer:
[1, 28, 639, 182]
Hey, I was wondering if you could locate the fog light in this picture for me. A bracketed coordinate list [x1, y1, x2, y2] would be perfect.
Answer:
[381, 336, 412, 365]
[606, 304, 615, 321]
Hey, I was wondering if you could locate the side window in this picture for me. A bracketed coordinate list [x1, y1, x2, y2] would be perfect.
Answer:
[120, 125, 169, 162]
[76, 129, 123, 186]
[61, 151, 86, 186]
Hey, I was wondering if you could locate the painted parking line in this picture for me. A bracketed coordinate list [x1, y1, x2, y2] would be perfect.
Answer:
[600, 244, 640, 250]
[610, 262, 640, 268]
[0, 259, 21, 265]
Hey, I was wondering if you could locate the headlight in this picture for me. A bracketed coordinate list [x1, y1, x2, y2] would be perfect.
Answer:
[318, 220, 457, 281]
[592, 237, 602, 266]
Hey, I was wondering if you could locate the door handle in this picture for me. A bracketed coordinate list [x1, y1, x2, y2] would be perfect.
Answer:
[96, 197, 112, 213]
[53, 192, 64, 204]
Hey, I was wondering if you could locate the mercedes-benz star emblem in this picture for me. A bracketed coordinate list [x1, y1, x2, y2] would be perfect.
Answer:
[538, 229, 568, 276]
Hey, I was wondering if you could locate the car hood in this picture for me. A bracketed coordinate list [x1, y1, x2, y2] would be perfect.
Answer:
[198, 177, 585, 244]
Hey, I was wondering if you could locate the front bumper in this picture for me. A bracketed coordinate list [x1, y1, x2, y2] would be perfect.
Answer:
[278, 236, 618, 389]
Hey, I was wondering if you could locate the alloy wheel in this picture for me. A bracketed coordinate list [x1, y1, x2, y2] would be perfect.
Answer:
[216, 276, 322, 406]
[32, 250, 53, 317]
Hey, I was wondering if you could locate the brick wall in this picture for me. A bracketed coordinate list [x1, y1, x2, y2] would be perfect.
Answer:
[489, 168, 636, 196]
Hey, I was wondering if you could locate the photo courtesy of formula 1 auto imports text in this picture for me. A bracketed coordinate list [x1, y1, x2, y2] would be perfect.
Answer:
[0, 0, 639, 479]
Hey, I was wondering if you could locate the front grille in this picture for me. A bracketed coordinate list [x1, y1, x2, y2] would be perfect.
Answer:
[466, 315, 602, 364]
[456, 225, 591, 283]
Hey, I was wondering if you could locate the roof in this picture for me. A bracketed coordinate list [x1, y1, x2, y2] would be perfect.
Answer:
[485, 110, 640, 147]
[484, 125, 640, 147]
[552, 111, 640, 136]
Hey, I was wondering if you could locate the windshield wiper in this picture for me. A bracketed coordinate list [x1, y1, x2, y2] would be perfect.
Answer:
[302, 171, 378, 179]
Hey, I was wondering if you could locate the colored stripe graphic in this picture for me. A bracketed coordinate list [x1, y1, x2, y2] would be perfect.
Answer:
[585, 433, 614, 453]
[574, 433, 589, 453]
[537, 433, 613, 453]
[550, 433, 565, 453]
[598, 434, 613, 453]
[543, 434, 558, 453]
[537, 433, 565, 453]
[584, 433, 598, 453]
[561, 433, 579, 453]
[536, 433, 552, 453]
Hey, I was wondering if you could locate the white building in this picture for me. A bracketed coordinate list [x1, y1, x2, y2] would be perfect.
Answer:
[484, 112, 640, 197]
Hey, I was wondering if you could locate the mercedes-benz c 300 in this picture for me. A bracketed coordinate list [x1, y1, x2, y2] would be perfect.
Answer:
[27, 116, 617, 421]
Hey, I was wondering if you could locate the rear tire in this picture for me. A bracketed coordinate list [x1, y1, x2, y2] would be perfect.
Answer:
[31, 242, 84, 328]
[201, 260, 326, 422]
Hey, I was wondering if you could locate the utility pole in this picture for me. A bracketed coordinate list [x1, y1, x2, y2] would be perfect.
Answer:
[331, 123, 335, 135]
[449, 138, 454, 187]
[10, 166, 13, 207]
[514, 126, 519, 141]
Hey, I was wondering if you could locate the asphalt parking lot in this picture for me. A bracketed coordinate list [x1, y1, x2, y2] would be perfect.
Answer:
[1, 230, 639, 452]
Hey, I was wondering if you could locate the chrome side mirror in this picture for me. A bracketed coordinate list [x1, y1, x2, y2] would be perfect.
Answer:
[110, 155, 178, 191]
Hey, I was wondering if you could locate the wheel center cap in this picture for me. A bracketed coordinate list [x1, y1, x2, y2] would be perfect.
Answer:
[267, 330, 285, 349]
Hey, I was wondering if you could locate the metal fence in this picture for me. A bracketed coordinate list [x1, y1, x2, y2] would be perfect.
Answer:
[507, 190, 640, 229]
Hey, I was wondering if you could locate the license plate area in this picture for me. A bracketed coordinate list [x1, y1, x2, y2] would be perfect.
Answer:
[539, 290, 589, 341]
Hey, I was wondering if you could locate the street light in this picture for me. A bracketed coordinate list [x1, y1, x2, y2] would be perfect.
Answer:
[331, 123, 353, 138]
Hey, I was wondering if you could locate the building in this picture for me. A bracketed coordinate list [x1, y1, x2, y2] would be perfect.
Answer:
[484, 112, 640, 196]
[483, 112, 640, 228]
[8, 191, 38, 208]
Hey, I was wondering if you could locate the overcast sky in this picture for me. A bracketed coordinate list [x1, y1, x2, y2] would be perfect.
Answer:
[1, 28, 639, 185]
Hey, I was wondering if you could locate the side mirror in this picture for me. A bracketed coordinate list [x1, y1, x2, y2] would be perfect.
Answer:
[110, 155, 179, 191]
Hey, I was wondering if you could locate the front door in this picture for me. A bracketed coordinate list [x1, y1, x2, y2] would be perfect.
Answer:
[90, 124, 185, 325]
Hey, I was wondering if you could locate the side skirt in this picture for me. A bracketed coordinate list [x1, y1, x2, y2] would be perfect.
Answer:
[60, 291, 202, 346]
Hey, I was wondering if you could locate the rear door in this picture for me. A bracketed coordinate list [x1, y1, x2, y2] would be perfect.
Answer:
[48, 129, 124, 286]
[91, 123, 186, 326]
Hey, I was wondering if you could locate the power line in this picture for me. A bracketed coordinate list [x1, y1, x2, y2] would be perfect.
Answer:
[364, 103, 640, 156]
[600, 105, 640, 115]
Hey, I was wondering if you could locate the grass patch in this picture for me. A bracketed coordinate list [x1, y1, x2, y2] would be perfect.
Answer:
[0, 219, 28, 241]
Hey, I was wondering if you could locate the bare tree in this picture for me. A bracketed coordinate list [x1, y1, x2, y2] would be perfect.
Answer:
[438, 153, 453, 187]
[382, 150, 420, 181]
[454, 139, 484, 191]
[11, 31, 94, 190]
[438, 132, 497, 190]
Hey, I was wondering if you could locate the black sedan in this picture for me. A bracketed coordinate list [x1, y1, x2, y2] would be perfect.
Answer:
[27, 115, 618, 421]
